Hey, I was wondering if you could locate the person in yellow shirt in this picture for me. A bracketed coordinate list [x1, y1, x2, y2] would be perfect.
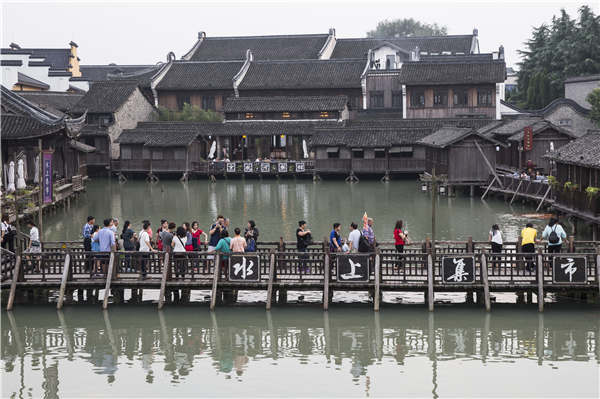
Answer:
[521, 223, 538, 271]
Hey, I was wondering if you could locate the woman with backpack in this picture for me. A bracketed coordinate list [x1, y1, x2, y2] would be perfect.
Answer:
[542, 217, 567, 253]
[244, 220, 259, 252]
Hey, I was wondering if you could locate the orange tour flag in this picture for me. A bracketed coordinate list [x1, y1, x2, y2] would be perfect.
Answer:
[362, 212, 368, 229]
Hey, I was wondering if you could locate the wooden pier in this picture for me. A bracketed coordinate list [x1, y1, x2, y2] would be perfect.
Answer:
[2, 239, 599, 311]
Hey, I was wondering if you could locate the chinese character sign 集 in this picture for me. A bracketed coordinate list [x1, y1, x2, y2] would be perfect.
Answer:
[442, 256, 475, 283]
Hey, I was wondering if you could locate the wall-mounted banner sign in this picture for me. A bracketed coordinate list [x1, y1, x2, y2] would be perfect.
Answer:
[336, 254, 370, 282]
[229, 254, 261, 281]
[552, 256, 587, 283]
[278, 162, 288, 173]
[442, 256, 475, 284]
[226, 162, 236, 173]
[42, 152, 53, 204]
[296, 162, 305, 172]
[244, 162, 253, 173]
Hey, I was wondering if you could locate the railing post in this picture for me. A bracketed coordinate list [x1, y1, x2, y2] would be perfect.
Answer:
[56, 254, 71, 310]
[266, 251, 276, 310]
[158, 252, 170, 310]
[537, 250, 544, 312]
[374, 249, 381, 312]
[323, 252, 330, 311]
[102, 252, 115, 310]
[427, 254, 434, 312]
[481, 253, 491, 312]
[210, 252, 221, 311]
[6, 256, 21, 311]
[595, 247, 600, 297]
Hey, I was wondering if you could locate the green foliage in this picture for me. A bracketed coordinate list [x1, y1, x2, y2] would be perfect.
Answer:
[158, 103, 223, 122]
[547, 175, 559, 188]
[367, 18, 447, 38]
[510, 6, 600, 109]
[587, 88, 600, 127]
[585, 186, 599, 199]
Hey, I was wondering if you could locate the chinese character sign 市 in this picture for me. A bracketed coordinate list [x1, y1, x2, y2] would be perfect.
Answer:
[552, 256, 586, 283]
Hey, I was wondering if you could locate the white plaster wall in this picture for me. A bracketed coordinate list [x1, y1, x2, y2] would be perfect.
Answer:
[371, 46, 401, 70]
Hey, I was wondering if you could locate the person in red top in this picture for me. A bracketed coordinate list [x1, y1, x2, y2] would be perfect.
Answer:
[191, 221, 207, 250]
[156, 219, 167, 251]
[393, 220, 408, 269]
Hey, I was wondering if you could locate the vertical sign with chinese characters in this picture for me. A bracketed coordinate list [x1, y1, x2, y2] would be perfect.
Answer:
[552, 256, 587, 283]
[336, 254, 370, 282]
[523, 126, 533, 151]
[442, 256, 475, 284]
[42, 152, 53, 204]
[229, 254, 261, 281]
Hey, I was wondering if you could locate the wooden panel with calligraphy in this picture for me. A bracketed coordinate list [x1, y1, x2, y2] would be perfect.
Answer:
[523, 126, 533, 152]
[229, 254, 261, 281]
[552, 256, 587, 284]
[336, 254, 370, 283]
[441, 256, 476, 284]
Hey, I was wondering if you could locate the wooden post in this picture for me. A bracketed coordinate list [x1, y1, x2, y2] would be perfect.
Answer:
[427, 254, 434, 312]
[56, 254, 71, 310]
[210, 253, 221, 311]
[596, 252, 600, 297]
[536, 186, 552, 212]
[38, 140, 43, 240]
[6, 256, 21, 311]
[475, 141, 503, 189]
[158, 252, 170, 310]
[569, 236, 575, 253]
[431, 168, 436, 255]
[102, 252, 115, 310]
[510, 180, 523, 204]
[266, 251, 276, 310]
[374, 250, 381, 312]
[481, 253, 491, 312]
[537, 251, 544, 312]
[323, 252, 330, 311]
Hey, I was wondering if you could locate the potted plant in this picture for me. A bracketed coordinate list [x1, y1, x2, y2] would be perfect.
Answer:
[585, 186, 600, 214]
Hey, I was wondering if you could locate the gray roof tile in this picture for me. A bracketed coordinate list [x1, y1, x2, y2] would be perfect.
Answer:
[224, 95, 348, 112]
[156, 61, 242, 90]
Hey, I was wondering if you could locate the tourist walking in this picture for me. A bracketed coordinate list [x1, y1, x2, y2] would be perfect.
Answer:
[82, 216, 95, 252]
[1, 214, 16, 252]
[244, 220, 259, 252]
[347, 222, 360, 253]
[362, 217, 376, 247]
[329, 223, 342, 252]
[393, 220, 407, 269]
[230, 227, 247, 253]
[138, 221, 155, 278]
[296, 220, 311, 272]
[520, 222, 538, 271]
[208, 215, 226, 252]
[542, 217, 567, 253]
[212, 230, 232, 271]
[26, 219, 41, 253]
[92, 219, 116, 275]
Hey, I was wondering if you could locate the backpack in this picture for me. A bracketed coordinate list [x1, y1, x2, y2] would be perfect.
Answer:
[548, 225, 560, 245]
[358, 233, 372, 253]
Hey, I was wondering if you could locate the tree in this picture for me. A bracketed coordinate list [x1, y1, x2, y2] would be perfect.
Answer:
[367, 18, 447, 38]
[587, 88, 600, 127]
[512, 6, 600, 109]
[158, 103, 223, 122]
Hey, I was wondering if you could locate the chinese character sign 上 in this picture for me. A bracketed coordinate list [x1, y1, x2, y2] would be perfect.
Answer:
[337, 255, 370, 282]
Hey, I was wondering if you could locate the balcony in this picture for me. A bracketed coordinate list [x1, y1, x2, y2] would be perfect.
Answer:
[407, 106, 495, 119]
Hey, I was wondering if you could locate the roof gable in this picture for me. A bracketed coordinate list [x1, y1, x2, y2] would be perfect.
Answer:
[418, 127, 501, 148]
[71, 81, 142, 114]
[546, 131, 600, 169]
[398, 60, 506, 85]
[156, 61, 243, 90]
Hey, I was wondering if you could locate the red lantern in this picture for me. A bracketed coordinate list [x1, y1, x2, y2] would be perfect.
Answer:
[523, 126, 533, 151]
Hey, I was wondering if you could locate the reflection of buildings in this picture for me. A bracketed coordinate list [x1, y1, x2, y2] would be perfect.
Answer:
[1, 310, 597, 397]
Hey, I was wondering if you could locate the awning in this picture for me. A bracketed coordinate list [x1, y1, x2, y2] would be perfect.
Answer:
[351, 148, 364, 152]
[326, 147, 339, 153]
[69, 139, 95, 153]
[390, 146, 413, 153]
[374, 148, 385, 152]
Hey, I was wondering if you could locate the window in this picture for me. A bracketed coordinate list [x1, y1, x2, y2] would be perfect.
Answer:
[320, 111, 330, 118]
[142, 148, 150, 159]
[386, 55, 395, 69]
[352, 148, 364, 159]
[433, 90, 448, 107]
[201, 96, 215, 111]
[375, 149, 386, 159]
[389, 146, 413, 158]
[559, 119, 572, 126]
[174, 149, 186, 160]
[245, 113, 255, 119]
[477, 89, 493, 106]
[176, 94, 190, 110]
[453, 89, 469, 106]
[392, 91, 402, 108]
[369, 92, 384, 108]
[282, 112, 291, 119]
[410, 91, 425, 108]
[152, 150, 163, 160]
[121, 147, 132, 160]
[326, 147, 339, 159]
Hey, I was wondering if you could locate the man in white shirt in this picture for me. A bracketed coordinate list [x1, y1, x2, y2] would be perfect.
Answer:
[347, 222, 361, 253]
[138, 221, 155, 278]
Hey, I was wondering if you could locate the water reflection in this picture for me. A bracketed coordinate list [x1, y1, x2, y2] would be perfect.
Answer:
[1, 307, 598, 397]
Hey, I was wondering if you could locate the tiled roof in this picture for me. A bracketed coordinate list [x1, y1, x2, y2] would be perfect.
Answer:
[398, 60, 506, 85]
[485, 116, 543, 136]
[1, 60, 22, 66]
[71, 80, 140, 114]
[545, 131, 600, 168]
[117, 128, 199, 147]
[189, 34, 329, 61]
[80, 126, 109, 137]
[19, 91, 84, 117]
[16, 72, 50, 90]
[330, 35, 474, 59]
[78, 65, 154, 81]
[239, 59, 365, 90]
[156, 61, 243, 90]
[417, 127, 500, 148]
[343, 117, 494, 130]
[223, 95, 348, 112]
[2, 48, 72, 71]
[507, 120, 577, 141]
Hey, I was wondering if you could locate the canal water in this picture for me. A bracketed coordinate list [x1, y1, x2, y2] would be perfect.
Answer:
[41, 177, 563, 243]
[1, 306, 598, 397]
